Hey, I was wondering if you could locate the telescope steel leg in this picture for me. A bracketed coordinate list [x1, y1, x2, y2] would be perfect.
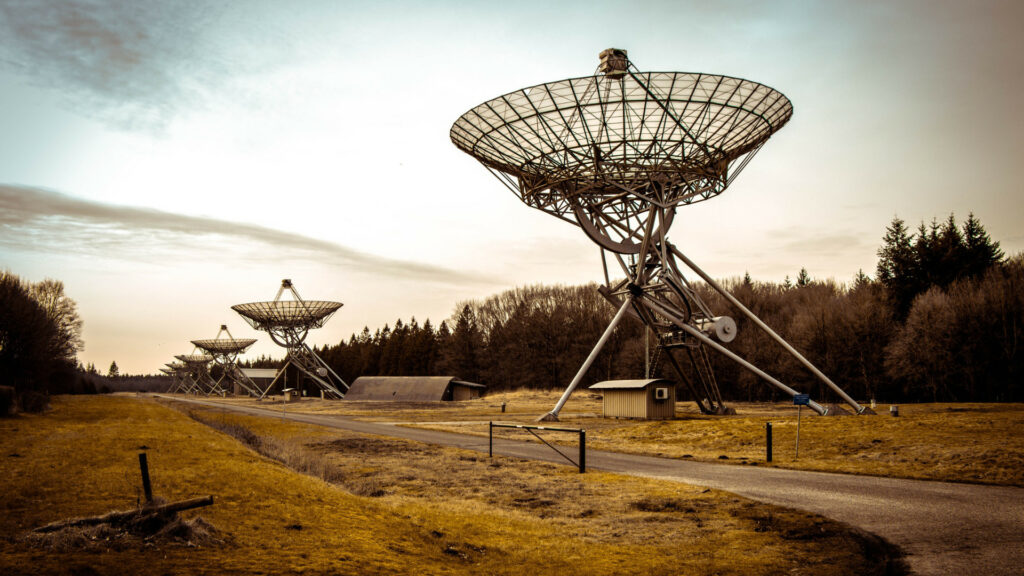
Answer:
[290, 347, 343, 399]
[228, 365, 261, 397]
[301, 343, 349, 396]
[670, 246, 866, 414]
[541, 298, 633, 422]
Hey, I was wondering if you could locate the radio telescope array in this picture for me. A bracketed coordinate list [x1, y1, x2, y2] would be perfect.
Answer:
[164, 360, 197, 394]
[452, 48, 868, 419]
[174, 352, 220, 395]
[232, 279, 349, 399]
[192, 325, 260, 397]
[161, 365, 184, 393]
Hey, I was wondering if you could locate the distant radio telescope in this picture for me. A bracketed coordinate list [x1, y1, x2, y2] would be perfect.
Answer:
[232, 279, 349, 399]
[192, 325, 260, 397]
[172, 353, 217, 395]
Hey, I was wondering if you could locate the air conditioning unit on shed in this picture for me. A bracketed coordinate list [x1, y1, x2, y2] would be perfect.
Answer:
[654, 387, 669, 400]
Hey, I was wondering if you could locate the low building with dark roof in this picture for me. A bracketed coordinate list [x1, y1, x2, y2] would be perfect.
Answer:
[589, 379, 676, 420]
[345, 376, 486, 402]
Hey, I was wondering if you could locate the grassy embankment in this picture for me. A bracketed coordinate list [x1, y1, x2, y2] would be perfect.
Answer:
[205, 389, 1024, 486]
[1, 395, 900, 575]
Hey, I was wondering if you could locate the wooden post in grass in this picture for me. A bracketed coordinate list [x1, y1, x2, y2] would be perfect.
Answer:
[765, 422, 773, 462]
[138, 453, 153, 504]
[579, 429, 586, 473]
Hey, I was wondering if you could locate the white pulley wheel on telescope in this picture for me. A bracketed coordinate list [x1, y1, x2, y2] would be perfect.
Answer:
[714, 316, 737, 343]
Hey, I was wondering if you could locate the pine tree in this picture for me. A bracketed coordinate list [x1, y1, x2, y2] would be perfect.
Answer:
[108, 361, 119, 378]
[876, 216, 920, 319]
[449, 305, 482, 382]
[853, 269, 871, 289]
[961, 212, 1004, 278]
[796, 267, 811, 287]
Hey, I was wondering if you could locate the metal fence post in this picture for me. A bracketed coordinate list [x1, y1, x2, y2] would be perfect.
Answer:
[765, 422, 772, 463]
[489, 421, 493, 458]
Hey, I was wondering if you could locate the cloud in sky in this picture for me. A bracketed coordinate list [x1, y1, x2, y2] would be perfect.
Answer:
[0, 184, 488, 285]
[0, 0, 292, 133]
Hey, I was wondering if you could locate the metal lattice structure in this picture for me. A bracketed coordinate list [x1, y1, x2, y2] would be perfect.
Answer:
[452, 49, 867, 419]
[192, 325, 260, 397]
[160, 366, 181, 393]
[164, 361, 198, 394]
[231, 279, 349, 399]
[174, 353, 221, 395]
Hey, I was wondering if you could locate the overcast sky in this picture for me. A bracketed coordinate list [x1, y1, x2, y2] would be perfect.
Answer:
[1, 0, 1021, 374]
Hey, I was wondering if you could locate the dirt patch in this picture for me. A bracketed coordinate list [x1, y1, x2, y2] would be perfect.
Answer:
[24, 506, 226, 551]
[731, 505, 908, 575]
[630, 497, 695, 513]
[318, 436, 429, 456]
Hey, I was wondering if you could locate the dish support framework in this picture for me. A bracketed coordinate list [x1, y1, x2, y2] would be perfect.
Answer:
[539, 203, 868, 421]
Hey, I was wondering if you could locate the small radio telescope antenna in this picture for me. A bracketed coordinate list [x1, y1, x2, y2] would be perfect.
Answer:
[174, 351, 220, 395]
[163, 360, 199, 395]
[452, 48, 868, 420]
[231, 279, 349, 399]
[192, 325, 260, 397]
[160, 365, 182, 394]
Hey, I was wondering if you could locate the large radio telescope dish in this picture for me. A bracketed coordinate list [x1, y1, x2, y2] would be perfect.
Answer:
[451, 48, 792, 254]
[452, 49, 866, 419]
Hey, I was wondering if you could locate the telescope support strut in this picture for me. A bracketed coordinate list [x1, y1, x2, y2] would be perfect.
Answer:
[669, 246, 867, 414]
[539, 299, 633, 422]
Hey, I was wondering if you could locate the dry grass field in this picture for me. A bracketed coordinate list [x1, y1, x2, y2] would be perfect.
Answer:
[0, 395, 901, 575]
[210, 390, 1024, 486]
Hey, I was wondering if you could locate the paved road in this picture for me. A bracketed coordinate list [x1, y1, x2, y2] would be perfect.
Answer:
[163, 396, 1024, 576]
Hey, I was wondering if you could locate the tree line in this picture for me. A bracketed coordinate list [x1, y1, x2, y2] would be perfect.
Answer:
[0, 272, 98, 412]
[3, 212, 1016, 406]
[295, 212, 1018, 403]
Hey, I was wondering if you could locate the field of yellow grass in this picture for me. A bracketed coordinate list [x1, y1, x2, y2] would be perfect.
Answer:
[207, 389, 1024, 486]
[0, 395, 901, 575]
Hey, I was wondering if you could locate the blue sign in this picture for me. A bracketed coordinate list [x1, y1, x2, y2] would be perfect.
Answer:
[793, 394, 810, 406]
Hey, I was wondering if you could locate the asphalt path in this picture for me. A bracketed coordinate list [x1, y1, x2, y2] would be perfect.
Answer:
[161, 396, 1024, 576]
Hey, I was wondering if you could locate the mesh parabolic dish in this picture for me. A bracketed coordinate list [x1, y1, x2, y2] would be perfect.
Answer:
[231, 300, 342, 331]
[451, 69, 793, 252]
[191, 338, 258, 355]
[175, 354, 213, 365]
